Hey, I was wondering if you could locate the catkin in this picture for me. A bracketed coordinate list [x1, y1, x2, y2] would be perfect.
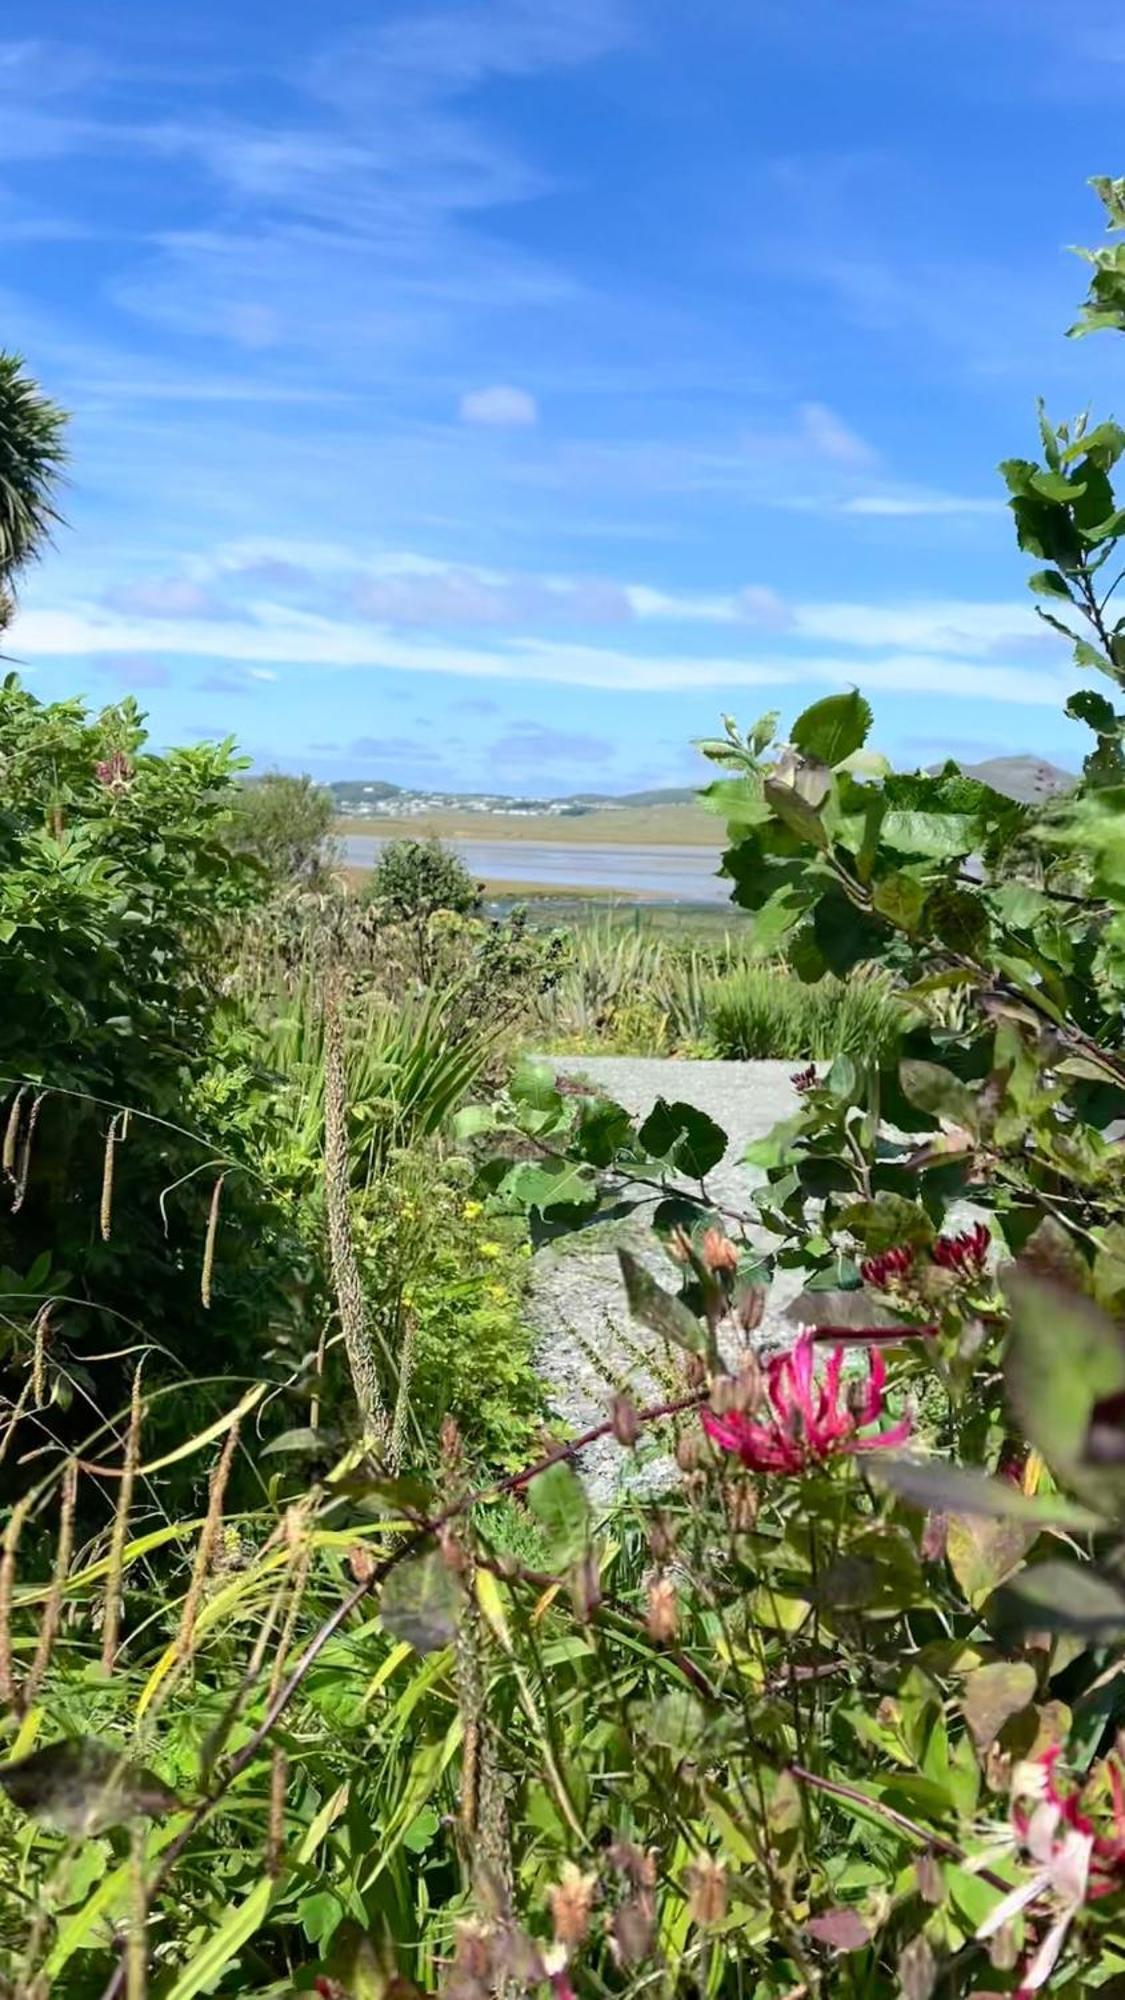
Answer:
[0, 1494, 33, 1709]
[175, 1420, 239, 1664]
[200, 1173, 225, 1310]
[2, 1086, 27, 1180]
[100, 1366, 145, 1674]
[31, 1304, 48, 1407]
[267, 1748, 288, 1877]
[10, 1090, 45, 1215]
[100, 1113, 122, 1242]
[24, 1458, 78, 1706]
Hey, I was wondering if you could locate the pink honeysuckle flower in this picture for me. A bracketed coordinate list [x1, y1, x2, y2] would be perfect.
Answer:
[701, 1330, 911, 1474]
[95, 749, 133, 793]
[860, 1244, 914, 1290]
[977, 1747, 1125, 1994]
[932, 1220, 991, 1277]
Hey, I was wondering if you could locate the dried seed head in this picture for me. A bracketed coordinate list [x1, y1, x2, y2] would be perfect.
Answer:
[722, 1478, 758, 1534]
[548, 1862, 598, 1947]
[450, 1919, 494, 1984]
[609, 1392, 641, 1447]
[675, 1428, 704, 1473]
[645, 1574, 679, 1643]
[683, 1353, 707, 1391]
[440, 1414, 463, 1470]
[647, 1513, 675, 1564]
[347, 1544, 376, 1586]
[607, 1842, 657, 1888]
[569, 1550, 601, 1624]
[701, 1227, 739, 1274]
[667, 1227, 693, 1264]
[915, 1852, 944, 1906]
[610, 1892, 655, 1968]
[708, 1374, 742, 1416]
[685, 1856, 728, 1926]
[736, 1285, 767, 1334]
[439, 1527, 471, 1576]
[733, 1349, 763, 1411]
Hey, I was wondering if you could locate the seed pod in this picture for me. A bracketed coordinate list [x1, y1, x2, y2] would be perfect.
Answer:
[609, 1392, 641, 1447]
[737, 1284, 766, 1334]
[675, 1428, 704, 1473]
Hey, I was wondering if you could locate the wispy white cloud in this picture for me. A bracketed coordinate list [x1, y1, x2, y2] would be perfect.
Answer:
[12, 595, 1072, 703]
[460, 384, 539, 428]
[797, 401, 878, 468]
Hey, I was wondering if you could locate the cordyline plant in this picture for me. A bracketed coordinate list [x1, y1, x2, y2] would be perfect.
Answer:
[5, 176, 1125, 2000]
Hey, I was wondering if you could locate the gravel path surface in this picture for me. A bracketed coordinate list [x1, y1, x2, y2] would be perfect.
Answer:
[527, 1057, 807, 1502]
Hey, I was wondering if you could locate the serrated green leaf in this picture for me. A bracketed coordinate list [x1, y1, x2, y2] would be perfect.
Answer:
[637, 1097, 726, 1178]
[881, 812, 976, 859]
[790, 690, 873, 767]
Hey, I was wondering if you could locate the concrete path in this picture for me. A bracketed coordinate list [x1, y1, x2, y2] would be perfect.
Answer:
[528, 1057, 807, 1500]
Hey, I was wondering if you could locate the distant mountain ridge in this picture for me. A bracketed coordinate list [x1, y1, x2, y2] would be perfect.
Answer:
[326, 758, 1074, 816]
[928, 755, 1075, 804]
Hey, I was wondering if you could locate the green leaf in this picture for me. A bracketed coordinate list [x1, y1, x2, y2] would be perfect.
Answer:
[1028, 569, 1074, 599]
[898, 1059, 977, 1131]
[764, 773, 829, 849]
[526, 1461, 590, 1567]
[836, 1193, 934, 1253]
[946, 1514, 1033, 1609]
[1068, 688, 1118, 734]
[501, 1157, 598, 1215]
[573, 1096, 633, 1167]
[510, 1058, 562, 1111]
[873, 871, 928, 933]
[379, 1551, 464, 1655]
[637, 1097, 726, 1178]
[0, 1740, 180, 1835]
[1004, 1272, 1125, 1511]
[961, 1663, 1037, 1751]
[165, 1877, 274, 2000]
[644, 1689, 707, 1755]
[996, 1561, 1125, 1637]
[790, 690, 873, 767]
[618, 1248, 706, 1355]
[881, 812, 977, 859]
[872, 1457, 1099, 1530]
[260, 1426, 333, 1458]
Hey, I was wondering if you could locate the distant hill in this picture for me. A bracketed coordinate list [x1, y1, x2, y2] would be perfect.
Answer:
[929, 756, 1075, 804]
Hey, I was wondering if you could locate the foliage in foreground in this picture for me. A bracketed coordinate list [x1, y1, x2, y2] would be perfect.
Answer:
[4, 175, 1125, 2000]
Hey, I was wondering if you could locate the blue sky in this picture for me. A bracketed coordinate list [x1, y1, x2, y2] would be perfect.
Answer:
[2, 1, 1123, 794]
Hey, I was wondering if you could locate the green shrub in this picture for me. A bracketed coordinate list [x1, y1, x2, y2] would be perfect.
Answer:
[232, 770, 337, 882]
[702, 962, 903, 1060]
[368, 835, 481, 923]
